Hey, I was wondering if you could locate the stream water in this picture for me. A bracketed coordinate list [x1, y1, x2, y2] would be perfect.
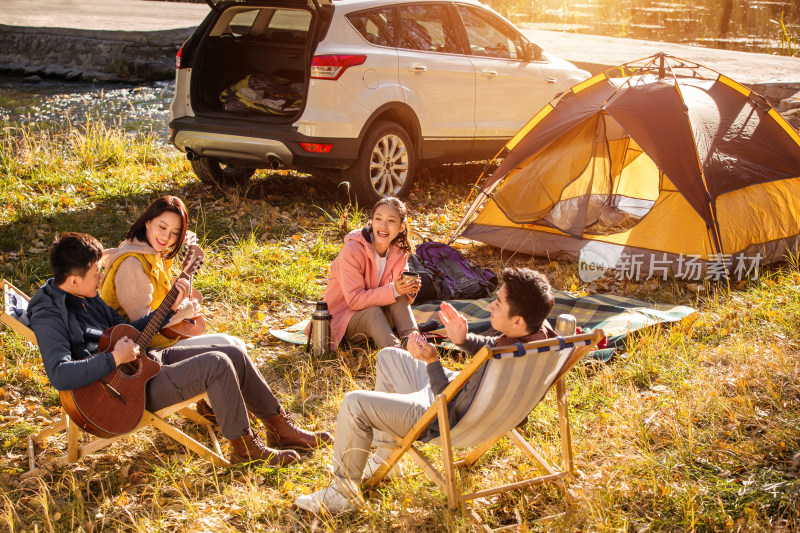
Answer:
[504, 0, 798, 55]
[0, 75, 173, 139]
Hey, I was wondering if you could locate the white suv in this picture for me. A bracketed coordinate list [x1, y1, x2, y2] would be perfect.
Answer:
[170, 0, 589, 203]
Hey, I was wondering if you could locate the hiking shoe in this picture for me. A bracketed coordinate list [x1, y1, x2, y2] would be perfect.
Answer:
[361, 454, 402, 482]
[261, 408, 333, 450]
[195, 399, 218, 425]
[229, 431, 300, 467]
[295, 480, 362, 515]
[197, 399, 258, 426]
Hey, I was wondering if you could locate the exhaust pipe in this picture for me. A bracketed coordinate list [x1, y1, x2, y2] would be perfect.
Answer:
[268, 156, 284, 170]
[185, 149, 197, 161]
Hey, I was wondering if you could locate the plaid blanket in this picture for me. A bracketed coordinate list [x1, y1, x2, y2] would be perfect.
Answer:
[413, 291, 696, 360]
[270, 291, 695, 361]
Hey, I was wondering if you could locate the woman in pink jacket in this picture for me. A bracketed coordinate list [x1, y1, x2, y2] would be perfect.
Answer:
[323, 197, 421, 350]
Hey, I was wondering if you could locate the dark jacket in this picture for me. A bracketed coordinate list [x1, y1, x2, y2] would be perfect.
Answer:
[27, 279, 161, 391]
[423, 320, 555, 441]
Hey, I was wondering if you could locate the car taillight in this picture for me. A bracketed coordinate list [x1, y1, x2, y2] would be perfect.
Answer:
[310, 55, 367, 80]
[300, 142, 334, 153]
[176, 46, 183, 69]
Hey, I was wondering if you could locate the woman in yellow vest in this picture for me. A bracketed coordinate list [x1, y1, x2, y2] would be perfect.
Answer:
[101, 195, 241, 350]
[100, 197, 333, 452]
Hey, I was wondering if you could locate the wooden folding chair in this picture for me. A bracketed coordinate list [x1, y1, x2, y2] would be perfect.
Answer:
[1, 279, 230, 476]
[364, 314, 603, 530]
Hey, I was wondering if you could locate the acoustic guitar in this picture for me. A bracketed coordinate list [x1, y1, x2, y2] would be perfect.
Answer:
[59, 245, 205, 438]
[160, 245, 206, 339]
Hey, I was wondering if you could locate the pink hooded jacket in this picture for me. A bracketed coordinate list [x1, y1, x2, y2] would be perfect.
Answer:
[321, 227, 413, 348]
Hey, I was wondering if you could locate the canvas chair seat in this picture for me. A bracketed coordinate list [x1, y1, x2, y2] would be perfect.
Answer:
[1, 278, 36, 343]
[364, 314, 603, 530]
[0, 279, 230, 476]
[433, 337, 575, 448]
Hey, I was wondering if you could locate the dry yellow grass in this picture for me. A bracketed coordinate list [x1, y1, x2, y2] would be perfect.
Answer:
[0, 124, 798, 531]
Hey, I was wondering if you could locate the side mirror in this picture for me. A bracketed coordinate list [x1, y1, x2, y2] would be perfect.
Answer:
[524, 42, 543, 61]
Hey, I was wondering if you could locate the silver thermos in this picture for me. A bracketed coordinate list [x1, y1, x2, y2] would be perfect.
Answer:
[554, 314, 576, 336]
[310, 301, 332, 356]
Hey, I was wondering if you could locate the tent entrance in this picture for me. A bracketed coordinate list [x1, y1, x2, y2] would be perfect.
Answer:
[494, 113, 661, 238]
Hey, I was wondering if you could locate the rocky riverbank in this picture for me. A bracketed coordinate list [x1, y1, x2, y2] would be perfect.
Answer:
[0, 0, 208, 82]
[0, 25, 193, 82]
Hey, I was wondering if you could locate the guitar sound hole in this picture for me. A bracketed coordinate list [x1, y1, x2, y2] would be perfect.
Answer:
[118, 359, 140, 376]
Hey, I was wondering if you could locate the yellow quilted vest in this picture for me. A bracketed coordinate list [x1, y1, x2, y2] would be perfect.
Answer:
[100, 252, 177, 349]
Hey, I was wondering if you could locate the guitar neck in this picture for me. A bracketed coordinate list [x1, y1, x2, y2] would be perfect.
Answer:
[137, 283, 181, 349]
[138, 244, 203, 348]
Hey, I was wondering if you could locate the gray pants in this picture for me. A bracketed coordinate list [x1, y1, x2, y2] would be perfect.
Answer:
[332, 347, 436, 481]
[146, 344, 281, 440]
[173, 333, 246, 351]
[345, 296, 417, 349]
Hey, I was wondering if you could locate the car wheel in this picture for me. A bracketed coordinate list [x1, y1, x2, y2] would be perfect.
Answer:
[350, 121, 415, 205]
[190, 156, 256, 187]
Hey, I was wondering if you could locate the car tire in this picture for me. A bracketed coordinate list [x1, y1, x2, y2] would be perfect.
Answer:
[191, 156, 256, 187]
[349, 121, 415, 205]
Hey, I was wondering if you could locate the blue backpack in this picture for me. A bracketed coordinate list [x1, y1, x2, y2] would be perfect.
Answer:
[411, 241, 498, 302]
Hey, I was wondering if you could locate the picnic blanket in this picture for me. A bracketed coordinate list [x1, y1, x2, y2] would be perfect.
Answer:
[413, 291, 695, 360]
[270, 291, 696, 361]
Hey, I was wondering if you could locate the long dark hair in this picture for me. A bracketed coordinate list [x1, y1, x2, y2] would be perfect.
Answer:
[126, 196, 188, 259]
[369, 197, 412, 255]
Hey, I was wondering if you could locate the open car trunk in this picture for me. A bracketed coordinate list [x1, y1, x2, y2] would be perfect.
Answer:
[191, 3, 324, 121]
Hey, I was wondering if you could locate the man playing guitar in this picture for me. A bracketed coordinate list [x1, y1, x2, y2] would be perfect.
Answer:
[28, 232, 332, 466]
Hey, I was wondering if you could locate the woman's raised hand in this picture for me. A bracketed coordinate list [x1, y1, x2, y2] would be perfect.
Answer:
[438, 301, 468, 345]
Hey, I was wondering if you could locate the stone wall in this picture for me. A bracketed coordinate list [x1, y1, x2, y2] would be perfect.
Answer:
[0, 24, 194, 81]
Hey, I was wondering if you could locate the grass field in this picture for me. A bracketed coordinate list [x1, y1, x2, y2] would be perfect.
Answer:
[0, 121, 798, 532]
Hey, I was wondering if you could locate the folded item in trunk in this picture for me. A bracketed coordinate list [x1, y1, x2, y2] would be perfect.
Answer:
[220, 74, 304, 115]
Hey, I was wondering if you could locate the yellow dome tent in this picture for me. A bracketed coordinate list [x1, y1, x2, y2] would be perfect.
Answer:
[451, 54, 800, 280]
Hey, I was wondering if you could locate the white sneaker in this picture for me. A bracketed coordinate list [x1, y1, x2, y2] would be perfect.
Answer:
[295, 481, 361, 515]
[361, 454, 401, 482]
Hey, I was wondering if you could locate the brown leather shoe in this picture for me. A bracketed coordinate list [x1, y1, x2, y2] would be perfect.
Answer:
[196, 399, 218, 425]
[262, 409, 333, 450]
[197, 399, 258, 426]
[229, 430, 300, 466]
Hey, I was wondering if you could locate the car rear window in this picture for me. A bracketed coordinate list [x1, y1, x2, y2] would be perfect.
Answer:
[228, 9, 260, 36]
[347, 8, 394, 47]
[214, 7, 311, 41]
[269, 9, 312, 31]
[397, 4, 458, 53]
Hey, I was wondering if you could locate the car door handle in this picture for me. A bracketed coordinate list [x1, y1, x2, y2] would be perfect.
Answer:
[546, 77, 557, 83]
[481, 69, 498, 78]
[408, 64, 428, 72]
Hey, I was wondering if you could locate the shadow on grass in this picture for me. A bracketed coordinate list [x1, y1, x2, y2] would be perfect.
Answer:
[0, 159, 485, 294]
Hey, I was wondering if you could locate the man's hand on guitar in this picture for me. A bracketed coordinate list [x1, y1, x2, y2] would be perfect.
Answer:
[112, 336, 139, 366]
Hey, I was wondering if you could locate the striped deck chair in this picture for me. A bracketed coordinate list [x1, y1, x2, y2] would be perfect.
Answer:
[1, 279, 230, 476]
[364, 314, 603, 527]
